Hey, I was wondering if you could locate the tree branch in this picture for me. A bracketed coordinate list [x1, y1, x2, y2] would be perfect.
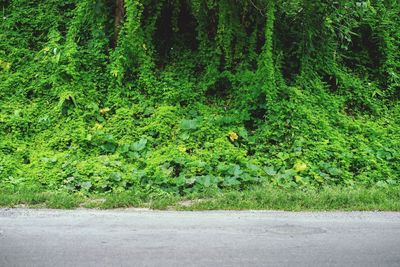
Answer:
[249, 0, 265, 17]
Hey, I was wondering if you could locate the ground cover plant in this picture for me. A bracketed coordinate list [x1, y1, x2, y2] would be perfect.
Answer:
[0, 0, 399, 209]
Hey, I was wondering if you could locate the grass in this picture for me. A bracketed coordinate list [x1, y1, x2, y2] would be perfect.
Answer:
[0, 185, 399, 211]
[180, 186, 400, 211]
[0, 186, 178, 210]
[0, 189, 81, 209]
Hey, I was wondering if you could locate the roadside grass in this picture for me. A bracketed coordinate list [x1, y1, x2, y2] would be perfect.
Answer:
[0, 186, 178, 210]
[0, 187, 81, 209]
[1, 185, 399, 211]
[179, 186, 400, 211]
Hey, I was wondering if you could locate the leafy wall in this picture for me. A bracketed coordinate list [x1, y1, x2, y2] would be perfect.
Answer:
[0, 0, 399, 193]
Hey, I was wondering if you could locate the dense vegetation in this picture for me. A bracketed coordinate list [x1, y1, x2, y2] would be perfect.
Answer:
[1, 0, 399, 202]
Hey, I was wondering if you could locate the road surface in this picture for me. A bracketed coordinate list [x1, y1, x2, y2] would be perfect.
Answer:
[1, 209, 399, 266]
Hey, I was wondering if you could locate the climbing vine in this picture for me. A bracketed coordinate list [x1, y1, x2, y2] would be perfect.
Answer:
[0, 0, 399, 194]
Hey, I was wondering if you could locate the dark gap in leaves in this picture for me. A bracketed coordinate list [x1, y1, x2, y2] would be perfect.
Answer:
[343, 24, 382, 80]
[153, 0, 198, 68]
[322, 74, 339, 92]
[344, 100, 373, 117]
[244, 93, 266, 131]
[26, 89, 34, 100]
[205, 76, 232, 99]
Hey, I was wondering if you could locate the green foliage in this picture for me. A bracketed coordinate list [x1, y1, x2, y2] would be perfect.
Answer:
[0, 0, 399, 198]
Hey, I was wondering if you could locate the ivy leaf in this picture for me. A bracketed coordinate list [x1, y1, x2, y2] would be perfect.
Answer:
[181, 119, 198, 130]
[179, 133, 190, 140]
[101, 142, 117, 153]
[185, 177, 196, 185]
[282, 169, 296, 179]
[327, 167, 342, 176]
[131, 138, 147, 152]
[223, 176, 240, 186]
[232, 165, 242, 177]
[109, 172, 122, 182]
[81, 181, 92, 190]
[264, 166, 277, 176]
[376, 181, 387, 188]
[119, 144, 130, 154]
[227, 164, 242, 177]
[196, 175, 212, 187]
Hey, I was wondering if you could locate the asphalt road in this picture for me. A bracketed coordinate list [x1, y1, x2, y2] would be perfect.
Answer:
[0, 209, 399, 267]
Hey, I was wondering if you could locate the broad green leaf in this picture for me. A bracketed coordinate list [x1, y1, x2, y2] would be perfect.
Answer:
[131, 138, 147, 151]
[181, 119, 198, 130]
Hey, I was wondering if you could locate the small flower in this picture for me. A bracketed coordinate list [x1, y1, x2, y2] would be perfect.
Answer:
[111, 69, 119, 77]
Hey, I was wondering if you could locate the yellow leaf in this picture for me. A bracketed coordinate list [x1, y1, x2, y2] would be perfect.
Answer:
[100, 107, 110, 114]
[293, 162, 307, 172]
[178, 146, 186, 153]
[94, 123, 103, 130]
[0, 60, 11, 71]
[229, 131, 238, 142]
